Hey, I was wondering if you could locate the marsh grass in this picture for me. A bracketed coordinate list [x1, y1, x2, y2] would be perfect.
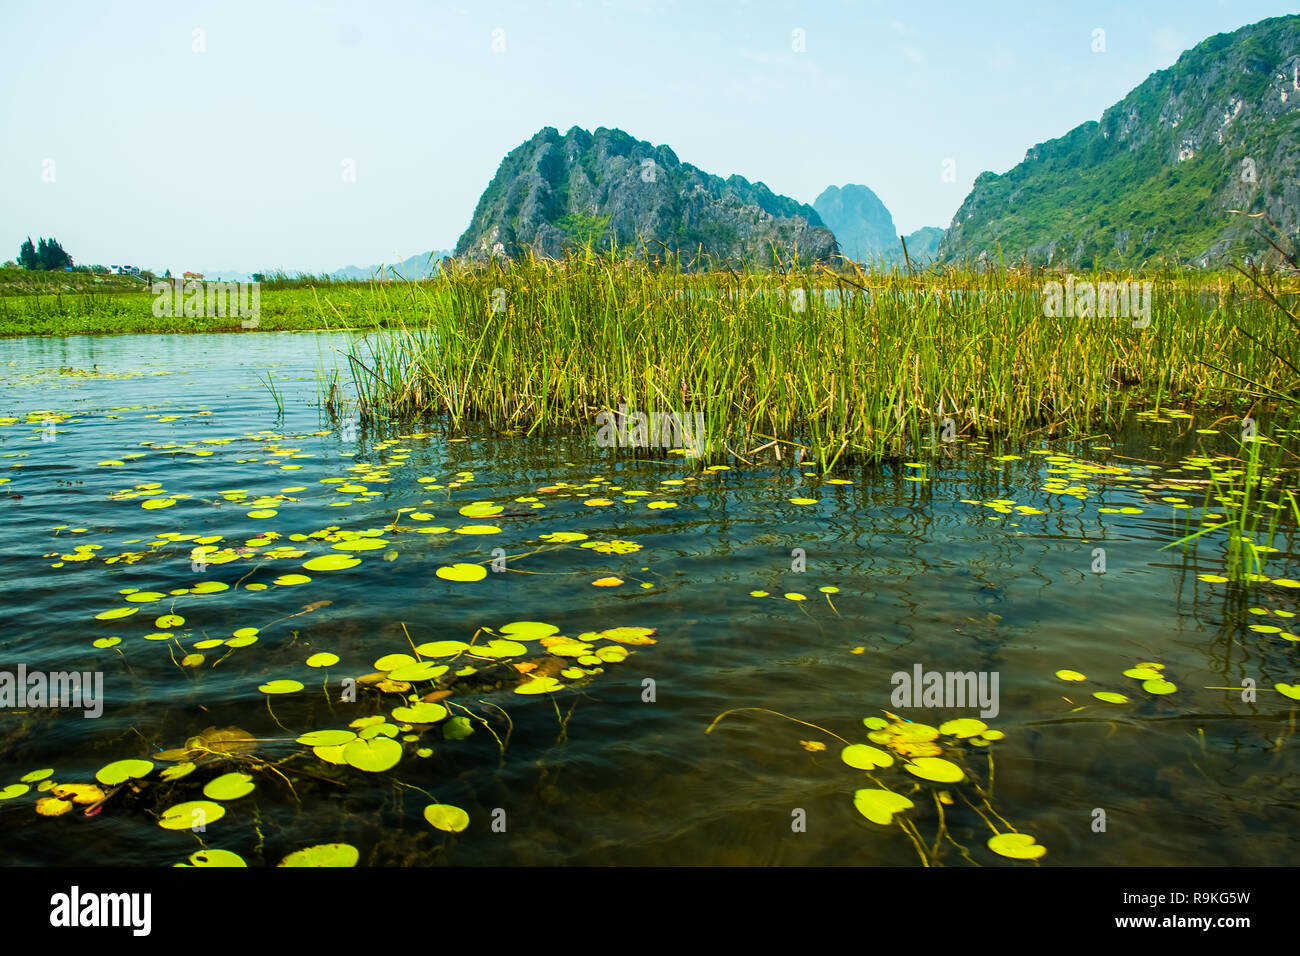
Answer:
[324, 250, 1300, 469]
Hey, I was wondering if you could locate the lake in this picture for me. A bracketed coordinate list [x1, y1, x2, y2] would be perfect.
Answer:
[0, 331, 1296, 866]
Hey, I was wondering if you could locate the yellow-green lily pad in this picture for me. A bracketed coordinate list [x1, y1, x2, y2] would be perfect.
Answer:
[852, 788, 914, 825]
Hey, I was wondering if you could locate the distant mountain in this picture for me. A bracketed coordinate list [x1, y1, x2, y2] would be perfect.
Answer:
[901, 226, 944, 264]
[455, 126, 837, 266]
[813, 185, 898, 261]
[812, 184, 945, 267]
[329, 250, 453, 281]
[939, 14, 1300, 268]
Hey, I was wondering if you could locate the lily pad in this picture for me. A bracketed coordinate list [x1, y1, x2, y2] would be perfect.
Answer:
[342, 737, 402, 773]
[840, 744, 895, 770]
[184, 849, 247, 867]
[443, 716, 474, 740]
[904, 756, 965, 784]
[279, 843, 359, 867]
[436, 563, 487, 582]
[498, 622, 559, 640]
[852, 788, 915, 825]
[302, 554, 361, 571]
[938, 718, 989, 738]
[414, 640, 470, 657]
[95, 758, 154, 786]
[1142, 678, 1177, 695]
[424, 803, 470, 832]
[296, 729, 357, 747]
[203, 772, 256, 801]
[514, 676, 564, 695]
[159, 800, 226, 830]
[258, 680, 304, 695]
[390, 702, 448, 724]
[987, 832, 1046, 860]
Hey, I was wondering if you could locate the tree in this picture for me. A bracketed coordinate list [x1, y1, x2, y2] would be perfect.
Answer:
[36, 237, 72, 271]
[17, 237, 37, 270]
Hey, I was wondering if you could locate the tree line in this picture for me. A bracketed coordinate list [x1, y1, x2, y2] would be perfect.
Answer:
[16, 236, 73, 271]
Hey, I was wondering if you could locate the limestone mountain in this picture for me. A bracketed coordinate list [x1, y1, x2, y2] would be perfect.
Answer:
[455, 126, 837, 265]
[901, 226, 944, 264]
[939, 14, 1300, 268]
[813, 184, 899, 261]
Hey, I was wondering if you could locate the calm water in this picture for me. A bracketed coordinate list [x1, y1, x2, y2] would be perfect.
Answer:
[0, 332, 1296, 866]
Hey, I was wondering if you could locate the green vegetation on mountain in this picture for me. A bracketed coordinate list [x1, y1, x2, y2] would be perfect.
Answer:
[940, 15, 1300, 269]
[455, 126, 837, 266]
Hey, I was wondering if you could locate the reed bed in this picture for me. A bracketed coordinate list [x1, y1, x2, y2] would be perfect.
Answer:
[325, 252, 1299, 469]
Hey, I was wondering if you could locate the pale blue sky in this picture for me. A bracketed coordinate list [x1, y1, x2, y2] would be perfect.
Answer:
[3, 0, 1296, 275]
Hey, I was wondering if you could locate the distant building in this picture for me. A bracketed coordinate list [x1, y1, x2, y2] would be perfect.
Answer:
[183, 271, 204, 280]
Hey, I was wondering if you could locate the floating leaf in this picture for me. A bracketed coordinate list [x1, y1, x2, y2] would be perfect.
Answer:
[473, 639, 528, 659]
[904, 756, 965, 783]
[0, 784, 31, 800]
[94, 607, 137, 621]
[498, 622, 559, 641]
[1055, 669, 1087, 682]
[203, 772, 256, 801]
[184, 849, 247, 867]
[258, 679, 303, 695]
[841, 744, 895, 770]
[852, 789, 914, 825]
[95, 759, 154, 786]
[279, 843, 359, 867]
[160, 762, 197, 782]
[938, 718, 989, 738]
[51, 784, 105, 804]
[600, 626, 657, 645]
[414, 640, 470, 657]
[1093, 691, 1129, 704]
[387, 661, 449, 682]
[374, 653, 415, 671]
[1124, 666, 1163, 681]
[1274, 683, 1300, 701]
[436, 563, 487, 582]
[1142, 678, 1177, 695]
[987, 832, 1046, 860]
[296, 729, 357, 747]
[20, 768, 54, 784]
[302, 554, 361, 572]
[390, 702, 448, 724]
[443, 716, 474, 740]
[36, 797, 73, 817]
[342, 737, 402, 772]
[158, 800, 226, 830]
[514, 676, 564, 695]
[306, 652, 339, 667]
[424, 803, 470, 832]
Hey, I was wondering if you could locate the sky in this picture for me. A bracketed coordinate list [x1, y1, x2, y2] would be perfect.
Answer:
[3, 0, 1297, 275]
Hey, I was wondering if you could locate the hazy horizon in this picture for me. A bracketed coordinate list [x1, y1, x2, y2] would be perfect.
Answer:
[3, 0, 1297, 275]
